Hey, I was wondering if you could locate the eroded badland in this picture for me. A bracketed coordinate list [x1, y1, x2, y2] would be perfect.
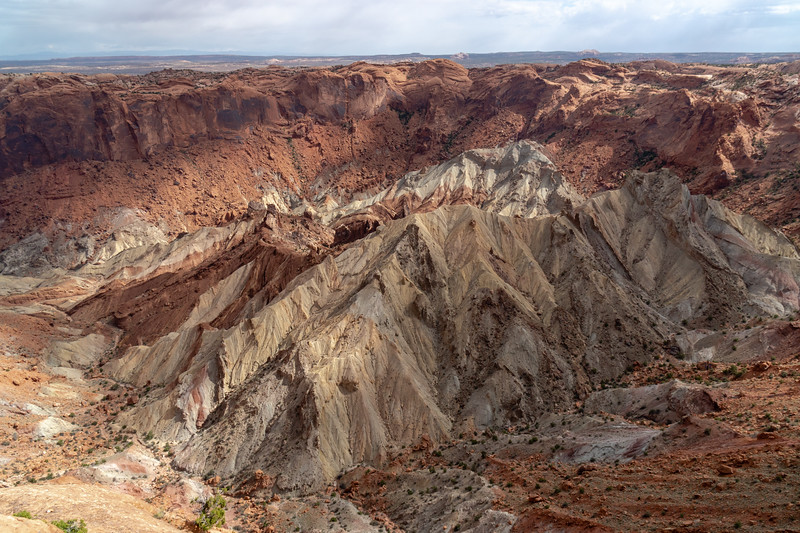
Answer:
[1, 58, 800, 532]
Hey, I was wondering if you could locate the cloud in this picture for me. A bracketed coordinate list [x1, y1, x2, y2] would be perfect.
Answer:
[768, 2, 800, 14]
[0, 0, 798, 58]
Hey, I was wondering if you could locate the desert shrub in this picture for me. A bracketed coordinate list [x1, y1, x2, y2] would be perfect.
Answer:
[196, 494, 226, 531]
[13, 510, 33, 519]
[51, 519, 88, 533]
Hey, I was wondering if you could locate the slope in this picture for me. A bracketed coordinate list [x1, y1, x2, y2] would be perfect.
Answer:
[86, 142, 800, 493]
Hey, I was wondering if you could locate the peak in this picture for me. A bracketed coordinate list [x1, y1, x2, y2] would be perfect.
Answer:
[88, 141, 799, 491]
[410, 58, 469, 78]
[318, 140, 581, 234]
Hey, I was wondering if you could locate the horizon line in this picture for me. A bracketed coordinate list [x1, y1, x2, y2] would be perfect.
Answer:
[3, 50, 800, 62]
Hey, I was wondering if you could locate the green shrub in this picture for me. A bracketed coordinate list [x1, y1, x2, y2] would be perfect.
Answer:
[51, 519, 88, 533]
[13, 510, 33, 519]
[196, 494, 226, 531]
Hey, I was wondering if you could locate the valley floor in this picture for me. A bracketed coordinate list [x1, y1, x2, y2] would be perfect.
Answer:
[1, 301, 798, 532]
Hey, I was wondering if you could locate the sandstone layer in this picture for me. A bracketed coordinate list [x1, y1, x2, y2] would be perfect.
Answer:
[2, 59, 800, 273]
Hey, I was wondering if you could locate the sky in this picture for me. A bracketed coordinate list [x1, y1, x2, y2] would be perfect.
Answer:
[1, 0, 799, 58]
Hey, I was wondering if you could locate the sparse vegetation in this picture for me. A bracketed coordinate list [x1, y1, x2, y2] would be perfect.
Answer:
[286, 138, 306, 182]
[724, 363, 745, 378]
[633, 147, 658, 168]
[392, 106, 414, 126]
[51, 519, 88, 533]
[196, 495, 227, 531]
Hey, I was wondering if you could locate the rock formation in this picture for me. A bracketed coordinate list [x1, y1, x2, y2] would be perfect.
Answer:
[2, 59, 800, 269]
[3, 59, 800, 531]
[62, 141, 798, 493]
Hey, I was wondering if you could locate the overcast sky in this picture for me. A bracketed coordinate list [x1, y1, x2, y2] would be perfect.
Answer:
[2, 0, 799, 58]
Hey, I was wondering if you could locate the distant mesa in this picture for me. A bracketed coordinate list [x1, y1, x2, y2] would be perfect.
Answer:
[3, 50, 800, 76]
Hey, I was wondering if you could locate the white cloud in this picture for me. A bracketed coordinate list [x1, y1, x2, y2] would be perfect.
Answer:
[768, 2, 800, 14]
[0, 0, 798, 57]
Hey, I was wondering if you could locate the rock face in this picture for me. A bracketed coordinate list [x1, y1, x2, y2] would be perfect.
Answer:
[81, 142, 800, 493]
[33, 417, 78, 441]
[584, 380, 720, 424]
[71, 209, 334, 348]
[0, 516, 62, 533]
[2, 59, 800, 263]
[0, 481, 182, 533]
[0, 62, 464, 177]
[320, 140, 583, 236]
[0, 207, 167, 276]
[46, 333, 109, 368]
[73, 443, 160, 485]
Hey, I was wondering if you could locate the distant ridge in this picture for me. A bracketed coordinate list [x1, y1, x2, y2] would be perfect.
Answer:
[2, 51, 799, 75]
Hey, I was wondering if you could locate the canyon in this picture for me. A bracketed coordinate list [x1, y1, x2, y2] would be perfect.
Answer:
[2, 58, 800, 271]
[1, 59, 800, 532]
